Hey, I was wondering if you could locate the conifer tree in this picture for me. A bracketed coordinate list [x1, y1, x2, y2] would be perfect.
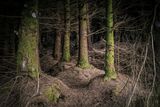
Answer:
[54, 1, 63, 61]
[63, 0, 71, 62]
[104, 0, 117, 80]
[17, 0, 40, 78]
[78, 0, 90, 68]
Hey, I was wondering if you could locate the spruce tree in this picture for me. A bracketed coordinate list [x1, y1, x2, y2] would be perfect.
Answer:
[104, 0, 117, 80]
[63, 0, 71, 62]
[17, 0, 40, 78]
[78, 0, 90, 68]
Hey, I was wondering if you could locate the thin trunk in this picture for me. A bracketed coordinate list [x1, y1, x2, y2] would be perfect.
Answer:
[17, 0, 40, 78]
[54, 1, 62, 61]
[54, 30, 62, 61]
[104, 0, 117, 80]
[76, 0, 79, 50]
[78, 0, 90, 68]
[63, 0, 71, 62]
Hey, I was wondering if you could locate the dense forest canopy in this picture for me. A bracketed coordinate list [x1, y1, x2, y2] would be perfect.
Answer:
[0, 0, 160, 107]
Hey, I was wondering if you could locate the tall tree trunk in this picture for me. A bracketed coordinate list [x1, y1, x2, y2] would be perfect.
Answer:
[76, 0, 79, 51]
[54, 1, 62, 61]
[104, 0, 117, 80]
[63, 0, 71, 62]
[54, 30, 62, 61]
[17, 0, 40, 78]
[86, 2, 92, 50]
[78, 0, 90, 68]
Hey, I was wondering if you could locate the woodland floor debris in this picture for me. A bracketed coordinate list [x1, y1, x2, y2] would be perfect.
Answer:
[0, 41, 151, 107]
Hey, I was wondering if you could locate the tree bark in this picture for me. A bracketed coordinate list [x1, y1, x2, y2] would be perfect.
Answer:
[104, 0, 117, 80]
[63, 0, 71, 62]
[86, 2, 92, 51]
[54, 1, 63, 61]
[54, 30, 62, 61]
[17, 0, 40, 78]
[78, 0, 90, 68]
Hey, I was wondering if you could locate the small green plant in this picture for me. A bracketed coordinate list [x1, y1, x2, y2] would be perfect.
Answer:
[44, 85, 60, 103]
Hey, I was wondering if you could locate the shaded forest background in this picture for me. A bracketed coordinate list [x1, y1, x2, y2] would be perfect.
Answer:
[0, 0, 160, 107]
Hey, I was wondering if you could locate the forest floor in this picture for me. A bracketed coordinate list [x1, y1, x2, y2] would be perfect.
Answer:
[36, 40, 148, 107]
[38, 67, 145, 107]
[0, 40, 149, 107]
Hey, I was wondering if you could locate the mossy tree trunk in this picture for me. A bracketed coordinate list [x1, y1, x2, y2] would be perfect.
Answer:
[78, 0, 90, 68]
[63, 0, 71, 62]
[17, 0, 40, 78]
[104, 0, 117, 80]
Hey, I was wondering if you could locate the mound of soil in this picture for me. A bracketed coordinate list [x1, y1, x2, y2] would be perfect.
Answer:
[56, 66, 104, 88]
[1, 65, 147, 107]
[44, 69, 147, 107]
[55, 70, 146, 107]
[1, 40, 149, 107]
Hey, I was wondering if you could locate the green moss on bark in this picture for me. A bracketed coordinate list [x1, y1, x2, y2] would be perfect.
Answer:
[17, 0, 40, 78]
[78, 58, 91, 69]
[63, 0, 71, 62]
[63, 32, 70, 62]
[104, 0, 117, 80]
